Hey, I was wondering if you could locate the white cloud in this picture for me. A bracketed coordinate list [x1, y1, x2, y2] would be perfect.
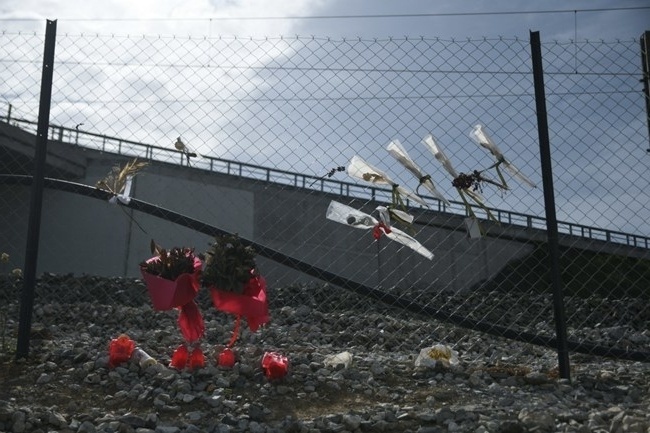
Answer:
[0, 0, 331, 36]
[1, 0, 648, 237]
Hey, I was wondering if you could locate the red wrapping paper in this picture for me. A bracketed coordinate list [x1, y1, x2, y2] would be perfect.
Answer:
[188, 346, 205, 370]
[261, 352, 289, 380]
[178, 300, 205, 343]
[218, 348, 236, 368]
[108, 334, 135, 368]
[141, 255, 205, 343]
[141, 256, 202, 310]
[210, 275, 270, 332]
[170, 344, 189, 369]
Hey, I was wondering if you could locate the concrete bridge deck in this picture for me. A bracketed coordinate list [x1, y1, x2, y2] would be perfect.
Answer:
[1, 118, 648, 292]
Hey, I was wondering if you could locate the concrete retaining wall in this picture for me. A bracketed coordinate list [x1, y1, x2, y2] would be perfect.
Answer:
[1, 152, 534, 293]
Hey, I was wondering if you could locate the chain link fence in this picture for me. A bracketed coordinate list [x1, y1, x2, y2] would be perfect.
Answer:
[1, 24, 648, 369]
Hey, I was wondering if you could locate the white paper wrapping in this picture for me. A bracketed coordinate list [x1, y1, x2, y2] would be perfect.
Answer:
[470, 124, 536, 188]
[421, 134, 487, 206]
[421, 134, 459, 179]
[326, 201, 434, 260]
[386, 140, 450, 205]
[347, 155, 429, 207]
[377, 205, 414, 226]
[108, 175, 133, 205]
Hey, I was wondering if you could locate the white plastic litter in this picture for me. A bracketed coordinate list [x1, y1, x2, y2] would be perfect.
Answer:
[414, 345, 459, 369]
[132, 347, 158, 368]
[324, 351, 354, 369]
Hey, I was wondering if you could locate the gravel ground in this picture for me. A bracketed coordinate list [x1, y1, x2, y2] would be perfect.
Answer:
[0, 274, 649, 433]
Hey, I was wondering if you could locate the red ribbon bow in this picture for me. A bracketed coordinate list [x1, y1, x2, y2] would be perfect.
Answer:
[178, 300, 205, 343]
[170, 344, 205, 370]
[210, 274, 270, 332]
[372, 221, 392, 240]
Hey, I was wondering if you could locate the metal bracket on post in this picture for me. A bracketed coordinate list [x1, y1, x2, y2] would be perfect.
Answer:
[530, 30, 571, 382]
[16, 19, 57, 359]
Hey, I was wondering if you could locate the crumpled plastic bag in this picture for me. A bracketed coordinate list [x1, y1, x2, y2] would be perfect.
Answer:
[414, 345, 459, 369]
[324, 351, 354, 369]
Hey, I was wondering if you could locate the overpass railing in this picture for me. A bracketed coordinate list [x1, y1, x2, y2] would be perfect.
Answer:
[2, 114, 649, 250]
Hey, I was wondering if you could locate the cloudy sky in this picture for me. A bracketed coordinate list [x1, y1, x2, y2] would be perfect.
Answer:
[1, 1, 649, 237]
[1, 0, 648, 40]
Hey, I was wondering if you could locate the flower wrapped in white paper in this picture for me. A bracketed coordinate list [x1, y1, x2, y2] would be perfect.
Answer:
[108, 175, 133, 205]
[386, 140, 450, 205]
[326, 201, 433, 260]
[421, 134, 493, 222]
[469, 124, 536, 189]
[347, 155, 429, 208]
[96, 159, 148, 205]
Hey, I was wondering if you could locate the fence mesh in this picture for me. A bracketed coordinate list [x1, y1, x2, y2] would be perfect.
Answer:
[0, 26, 648, 368]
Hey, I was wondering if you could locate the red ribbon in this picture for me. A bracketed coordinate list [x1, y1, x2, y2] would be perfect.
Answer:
[372, 221, 392, 240]
[227, 315, 242, 348]
[170, 344, 205, 370]
[170, 344, 189, 369]
[210, 275, 270, 332]
[218, 348, 236, 368]
[188, 346, 205, 370]
[178, 300, 205, 343]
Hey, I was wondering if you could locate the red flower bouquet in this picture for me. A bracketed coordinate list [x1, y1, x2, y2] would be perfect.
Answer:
[203, 234, 270, 331]
[140, 241, 202, 311]
[203, 235, 270, 365]
[140, 240, 205, 369]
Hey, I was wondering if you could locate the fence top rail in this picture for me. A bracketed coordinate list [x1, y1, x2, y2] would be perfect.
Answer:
[2, 115, 649, 250]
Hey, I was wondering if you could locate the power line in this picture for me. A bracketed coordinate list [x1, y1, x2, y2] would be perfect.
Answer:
[1, 6, 648, 22]
[5, 89, 638, 106]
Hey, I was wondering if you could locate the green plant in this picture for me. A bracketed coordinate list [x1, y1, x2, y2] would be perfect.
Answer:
[140, 240, 197, 280]
[202, 234, 257, 293]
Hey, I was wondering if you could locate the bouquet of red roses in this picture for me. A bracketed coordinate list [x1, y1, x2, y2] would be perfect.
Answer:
[140, 240, 205, 370]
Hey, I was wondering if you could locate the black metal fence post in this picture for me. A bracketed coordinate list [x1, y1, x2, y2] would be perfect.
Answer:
[530, 30, 571, 381]
[640, 31, 650, 151]
[16, 19, 57, 359]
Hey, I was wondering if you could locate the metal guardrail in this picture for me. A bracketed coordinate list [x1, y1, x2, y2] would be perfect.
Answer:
[2, 114, 649, 250]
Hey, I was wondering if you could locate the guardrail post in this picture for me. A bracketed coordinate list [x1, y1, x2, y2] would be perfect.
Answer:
[530, 30, 571, 381]
[16, 19, 57, 359]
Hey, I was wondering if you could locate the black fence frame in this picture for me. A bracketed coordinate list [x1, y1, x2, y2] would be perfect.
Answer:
[7, 22, 650, 383]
